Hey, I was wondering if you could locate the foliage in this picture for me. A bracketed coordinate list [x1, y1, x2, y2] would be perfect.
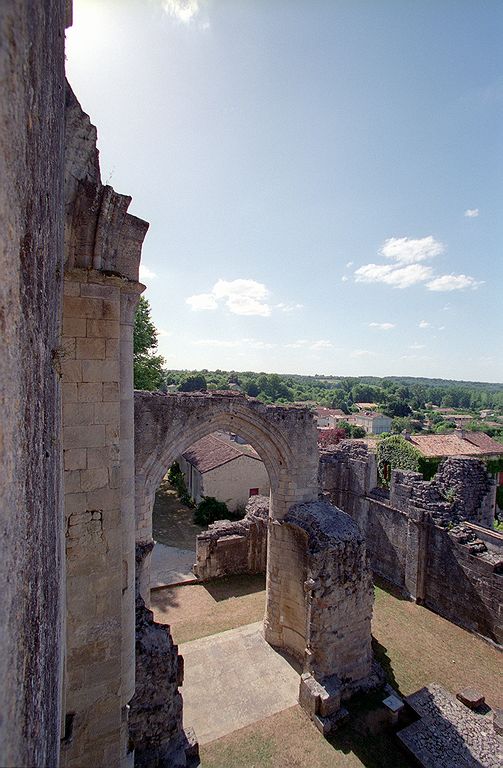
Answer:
[179, 375, 207, 392]
[133, 296, 165, 390]
[167, 462, 194, 507]
[376, 435, 423, 486]
[318, 427, 347, 448]
[162, 368, 503, 414]
[193, 496, 231, 526]
[337, 421, 366, 439]
[496, 487, 503, 513]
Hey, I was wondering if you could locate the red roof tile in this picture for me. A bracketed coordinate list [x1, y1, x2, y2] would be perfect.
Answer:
[182, 433, 262, 473]
[409, 432, 503, 458]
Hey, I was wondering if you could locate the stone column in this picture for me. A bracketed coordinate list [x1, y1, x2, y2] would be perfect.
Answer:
[119, 286, 142, 764]
[61, 269, 140, 768]
[404, 508, 428, 602]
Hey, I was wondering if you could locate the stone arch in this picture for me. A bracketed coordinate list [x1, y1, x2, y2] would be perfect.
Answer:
[134, 391, 320, 545]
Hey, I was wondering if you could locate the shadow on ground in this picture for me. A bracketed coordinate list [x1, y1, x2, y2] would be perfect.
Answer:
[203, 574, 266, 602]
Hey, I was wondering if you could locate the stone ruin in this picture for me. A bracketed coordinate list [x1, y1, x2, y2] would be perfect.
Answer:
[320, 441, 503, 644]
[133, 390, 382, 745]
[7, 4, 496, 766]
[195, 494, 269, 580]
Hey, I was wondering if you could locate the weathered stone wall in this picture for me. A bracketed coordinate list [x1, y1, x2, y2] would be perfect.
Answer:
[424, 524, 503, 644]
[0, 2, 66, 765]
[195, 495, 269, 580]
[321, 443, 502, 643]
[61, 89, 148, 768]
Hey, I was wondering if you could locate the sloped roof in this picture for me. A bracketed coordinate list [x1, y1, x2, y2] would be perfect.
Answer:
[315, 407, 346, 417]
[182, 433, 262, 473]
[409, 431, 503, 458]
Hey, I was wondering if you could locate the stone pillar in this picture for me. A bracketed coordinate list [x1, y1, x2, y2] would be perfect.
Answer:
[404, 508, 428, 603]
[61, 269, 141, 768]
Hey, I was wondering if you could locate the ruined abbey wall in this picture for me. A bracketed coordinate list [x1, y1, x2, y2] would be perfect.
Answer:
[61, 88, 148, 768]
[0, 3, 67, 765]
[321, 443, 503, 644]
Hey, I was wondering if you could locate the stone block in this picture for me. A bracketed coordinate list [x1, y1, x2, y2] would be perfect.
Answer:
[103, 382, 120, 401]
[64, 281, 81, 297]
[80, 468, 109, 492]
[63, 402, 95, 427]
[65, 470, 81, 494]
[78, 382, 103, 403]
[63, 316, 87, 337]
[64, 449, 87, 471]
[62, 383, 78, 404]
[64, 296, 104, 319]
[64, 425, 106, 449]
[456, 688, 485, 710]
[61, 336, 76, 359]
[81, 359, 120, 383]
[105, 338, 120, 359]
[102, 299, 120, 320]
[61, 359, 82, 383]
[76, 337, 106, 360]
[86, 319, 120, 339]
[94, 401, 120, 425]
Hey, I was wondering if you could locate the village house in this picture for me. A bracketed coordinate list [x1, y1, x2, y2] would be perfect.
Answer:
[178, 432, 270, 512]
[406, 430, 503, 492]
[350, 411, 392, 435]
[314, 406, 347, 428]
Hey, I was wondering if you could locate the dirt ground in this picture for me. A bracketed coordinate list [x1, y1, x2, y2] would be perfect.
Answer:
[152, 480, 204, 550]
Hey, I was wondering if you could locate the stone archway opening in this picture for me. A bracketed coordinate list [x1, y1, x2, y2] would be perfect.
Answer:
[134, 390, 320, 652]
[132, 390, 379, 765]
[150, 426, 271, 591]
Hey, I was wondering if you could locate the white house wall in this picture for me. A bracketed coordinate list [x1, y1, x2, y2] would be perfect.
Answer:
[203, 456, 270, 512]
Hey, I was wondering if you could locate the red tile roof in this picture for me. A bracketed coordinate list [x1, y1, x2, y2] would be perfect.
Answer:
[315, 407, 346, 417]
[409, 432, 503, 458]
[182, 433, 262, 473]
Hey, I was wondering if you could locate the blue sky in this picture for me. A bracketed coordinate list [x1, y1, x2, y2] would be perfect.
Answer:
[66, 0, 502, 381]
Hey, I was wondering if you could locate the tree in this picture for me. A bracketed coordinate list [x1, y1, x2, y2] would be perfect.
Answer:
[179, 375, 207, 392]
[133, 296, 165, 390]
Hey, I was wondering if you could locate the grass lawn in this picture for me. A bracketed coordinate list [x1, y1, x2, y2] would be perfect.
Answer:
[151, 575, 502, 768]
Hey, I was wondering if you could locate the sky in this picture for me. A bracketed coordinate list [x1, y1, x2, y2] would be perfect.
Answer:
[66, 0, 503, 382]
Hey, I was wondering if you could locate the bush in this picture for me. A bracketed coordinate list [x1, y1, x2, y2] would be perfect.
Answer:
[376, 435, 423, 487]
[167, 461, 194, 507]
[193, 496, 230, 526]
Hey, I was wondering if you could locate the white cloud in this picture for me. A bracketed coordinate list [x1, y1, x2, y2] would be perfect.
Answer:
[139, 264, 157, 281]
[368, 322, 395, 331]
[426, 274, 484, 292]
[409, 342, 426, 349]
[354, 262, 433, 289]
[418, 320, 431, 328]
[380, 236, 445, 264]
[186, 278, 272, 316]
[346, 261, 354, 268]
[192, 337, 275, 350]
[186, 292, 218, 311]
[341, 275, 349, 282]
[162, 0, 200, 23]
[284, 339, 333, 351]
[464, 208, 479, 218]
[352, 235, 480, 293]
[275, 302, 304, 312]
[350, 349, 377, 358]
[311, 339, 333, 350]
[157, 328, 172, 338]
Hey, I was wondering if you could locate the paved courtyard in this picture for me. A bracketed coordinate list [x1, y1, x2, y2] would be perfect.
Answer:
[151, 542, 197, 588]
[179, 622, 300, 745]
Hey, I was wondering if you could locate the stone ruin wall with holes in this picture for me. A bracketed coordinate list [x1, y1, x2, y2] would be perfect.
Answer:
[320, 442, 503, 644]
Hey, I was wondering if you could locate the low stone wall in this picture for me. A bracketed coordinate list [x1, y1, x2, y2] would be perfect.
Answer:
[194, 495, 269, 580]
